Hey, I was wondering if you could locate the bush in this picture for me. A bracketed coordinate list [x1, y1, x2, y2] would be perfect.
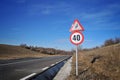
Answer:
[104, 38, 120, 46]
[20, 44, 27, 48]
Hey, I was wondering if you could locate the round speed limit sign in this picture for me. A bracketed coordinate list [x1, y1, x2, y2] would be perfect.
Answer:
[70, 31, 84, 45]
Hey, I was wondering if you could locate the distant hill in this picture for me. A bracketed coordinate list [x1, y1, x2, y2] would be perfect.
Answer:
[0, 44, 71, 60]
[0, 44, 49, 60]
[19, 44, 71, 55]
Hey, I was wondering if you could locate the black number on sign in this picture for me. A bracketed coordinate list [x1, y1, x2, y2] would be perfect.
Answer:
[77, 35, 80, 41]
[73, 35, 76, 41]
[73, 35, 80, 41]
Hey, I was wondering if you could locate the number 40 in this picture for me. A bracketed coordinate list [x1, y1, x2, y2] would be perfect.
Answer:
[73, 35, 80, 41]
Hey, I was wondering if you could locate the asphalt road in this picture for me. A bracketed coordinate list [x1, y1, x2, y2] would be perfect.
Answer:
[0, 55, 70, 80]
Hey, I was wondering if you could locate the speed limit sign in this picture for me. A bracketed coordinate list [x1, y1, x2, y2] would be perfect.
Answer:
[69, 19, 84, 76]
[70, 31, 84, 45]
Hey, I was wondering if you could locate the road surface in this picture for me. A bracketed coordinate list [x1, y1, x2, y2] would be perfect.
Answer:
[0, 55, 70, 80]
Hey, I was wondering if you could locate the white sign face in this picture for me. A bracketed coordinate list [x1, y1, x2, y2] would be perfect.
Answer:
[70, 31, 84, 45]
[70, 19, 84, 32]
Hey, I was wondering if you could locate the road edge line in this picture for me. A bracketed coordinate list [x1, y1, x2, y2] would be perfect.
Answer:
[20, 73, 36, 80]
[42, 67, 49, 71]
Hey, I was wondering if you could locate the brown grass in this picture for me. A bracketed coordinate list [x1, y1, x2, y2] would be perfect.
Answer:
[0, 44, 49, 60]
[67, 44, 120, 80]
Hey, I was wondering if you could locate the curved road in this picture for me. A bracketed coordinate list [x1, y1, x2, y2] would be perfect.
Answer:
[0, 55, 70, 80]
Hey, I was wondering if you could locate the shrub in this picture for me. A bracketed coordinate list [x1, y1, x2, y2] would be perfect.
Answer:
[104, 38, 120, 46]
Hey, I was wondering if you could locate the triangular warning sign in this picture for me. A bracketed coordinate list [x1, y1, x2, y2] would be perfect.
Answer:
[70, 19, 84, 32]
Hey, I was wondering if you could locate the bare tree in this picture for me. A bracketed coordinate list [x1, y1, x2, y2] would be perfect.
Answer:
[114, 37, 120, 44]
[20, 44, 27, 48]
[104, 39, 114, 46]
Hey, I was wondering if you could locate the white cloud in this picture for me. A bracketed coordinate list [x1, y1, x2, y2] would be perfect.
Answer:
[27, 2, 72, 15]
[73, 3, 120, 30]
[26, 2, 120, 30]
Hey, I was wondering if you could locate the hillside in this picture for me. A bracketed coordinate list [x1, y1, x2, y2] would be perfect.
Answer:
[0, 44, 71, 60]
[68, 43, 120, 80]
[0, 44, 49, 60]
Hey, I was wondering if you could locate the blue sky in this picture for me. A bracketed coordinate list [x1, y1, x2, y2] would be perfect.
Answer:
[0, 0, 120, 51]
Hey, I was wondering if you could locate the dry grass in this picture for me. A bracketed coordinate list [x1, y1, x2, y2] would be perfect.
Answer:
[0, 44, 49, 60]
[67, 44, 120, 80]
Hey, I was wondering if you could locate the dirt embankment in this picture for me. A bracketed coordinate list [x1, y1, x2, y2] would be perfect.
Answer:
[68, 44, 120, 80]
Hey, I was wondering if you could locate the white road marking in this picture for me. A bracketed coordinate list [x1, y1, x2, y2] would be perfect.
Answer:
[51, 64, 55, 66]
[0, 59, 41, 66]
[42, 67, 49, 71]
[56, 62, 58, 64]
[20, 73, 36, 80]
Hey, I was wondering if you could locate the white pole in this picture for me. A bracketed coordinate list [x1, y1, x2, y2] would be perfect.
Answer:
[76, 45, 78, 76]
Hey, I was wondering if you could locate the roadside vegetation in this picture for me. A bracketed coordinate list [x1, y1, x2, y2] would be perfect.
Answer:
[67, 38, 120, 80]
[20, 44, 71, 55]
[0, 44, 71, 60]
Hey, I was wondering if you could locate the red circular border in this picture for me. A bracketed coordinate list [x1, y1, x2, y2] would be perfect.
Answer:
[70, 31, 84, 45]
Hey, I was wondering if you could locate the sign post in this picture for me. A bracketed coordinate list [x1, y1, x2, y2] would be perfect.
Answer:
[76, 45, 78, 76]
[69, 19, 84, 76]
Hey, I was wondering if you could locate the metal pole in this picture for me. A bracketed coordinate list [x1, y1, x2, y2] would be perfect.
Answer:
[76, 45, 78, 76]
